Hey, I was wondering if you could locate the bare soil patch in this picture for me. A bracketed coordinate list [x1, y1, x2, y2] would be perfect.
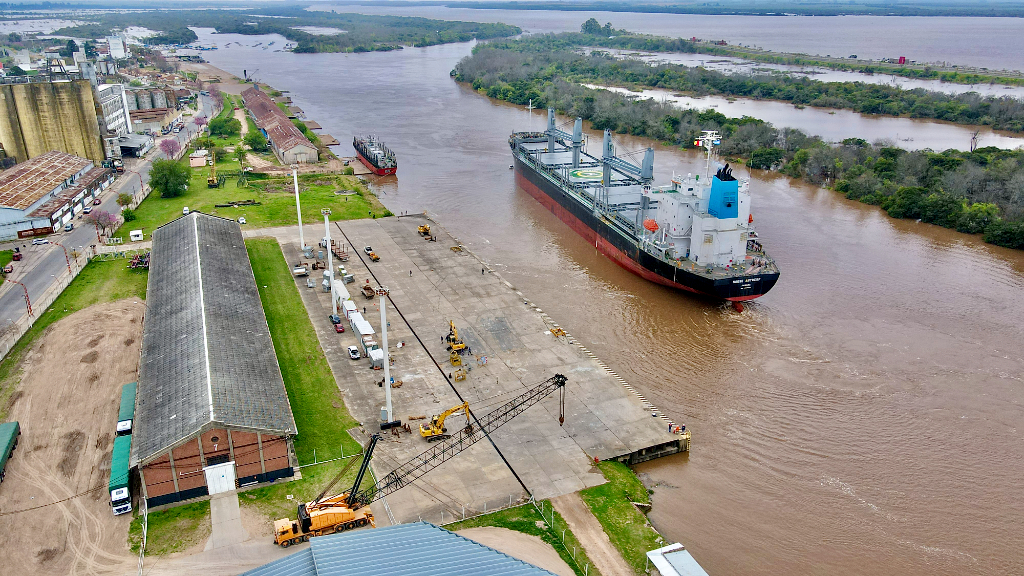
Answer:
[0, 300, 145, 575]
[458, 527, 575, 576]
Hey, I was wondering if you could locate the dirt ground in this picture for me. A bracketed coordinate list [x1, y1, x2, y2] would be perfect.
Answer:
[551, 493, 635, 576]
[458, 527, 575, 576]
[0, 300, 145, 575]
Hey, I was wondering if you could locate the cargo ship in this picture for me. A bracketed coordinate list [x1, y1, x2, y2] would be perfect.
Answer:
[510, 110, 779, 303]
[353, 135, 397, 176]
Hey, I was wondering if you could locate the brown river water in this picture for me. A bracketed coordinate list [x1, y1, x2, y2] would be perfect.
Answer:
[200, 30, 1024, 575]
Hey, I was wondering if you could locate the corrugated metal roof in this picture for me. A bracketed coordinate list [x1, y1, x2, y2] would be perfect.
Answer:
[242, 522, 559, 576]
[0, 151, 92, 210]
[132, 213, 296, 465]
[242, 87, 317, 155]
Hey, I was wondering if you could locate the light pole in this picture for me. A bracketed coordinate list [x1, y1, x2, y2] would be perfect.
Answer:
[377, 286, 394, 427]
[52, 242, 72, 274]
[5, 278, 31, 316]
[322, 208, 337, 317]
[294, 166, 305, 254]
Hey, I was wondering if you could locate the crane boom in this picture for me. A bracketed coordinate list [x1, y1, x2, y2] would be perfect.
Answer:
[352, 374, 567, 507]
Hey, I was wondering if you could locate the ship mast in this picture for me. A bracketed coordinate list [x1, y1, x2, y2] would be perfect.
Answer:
[697, 130, 721, 180]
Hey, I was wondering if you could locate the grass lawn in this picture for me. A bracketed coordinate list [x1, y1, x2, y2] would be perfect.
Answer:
[445, 503, 597, 576]
[0, 260, 148, 419]
[112, 171, 388, 242]
[0, 249, 12, 268]
[579, 462, 664, 575]
[128, 500, 211, 555]
[239, 456, 364, 526]
[246, 238, 361, 462]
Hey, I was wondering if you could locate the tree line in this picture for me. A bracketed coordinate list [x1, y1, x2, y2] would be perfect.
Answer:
[53, 8, 521, 54]
[454, 52, 1024, 250]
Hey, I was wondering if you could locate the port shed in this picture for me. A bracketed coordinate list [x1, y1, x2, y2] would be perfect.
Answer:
[132, 213, 297, 507]
[646, 543, 710, 576]
[242, 521, 559, 576]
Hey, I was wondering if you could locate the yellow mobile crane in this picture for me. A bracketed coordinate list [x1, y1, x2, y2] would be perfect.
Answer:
[207, 150, 220, 188]
[419, 401, 469, 442]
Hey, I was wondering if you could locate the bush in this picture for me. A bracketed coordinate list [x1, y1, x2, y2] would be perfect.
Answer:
[150, 159, 191, 198]
[747, 147, 785, 170]
[243, 131, 269, 153]
[343, 167, 354, 175]
[983, 219, 1024, 249]
[121, 208, 137, 222]
[882, 186, 926, 219]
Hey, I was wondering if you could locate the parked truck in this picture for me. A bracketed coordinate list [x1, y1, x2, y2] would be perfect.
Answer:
[116, 382, 137, 436]
[109, 434, 132, 515]
[0, 421, 21, 485]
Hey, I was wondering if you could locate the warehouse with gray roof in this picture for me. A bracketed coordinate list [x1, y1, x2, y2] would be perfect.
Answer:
[131, 212, 297, 507]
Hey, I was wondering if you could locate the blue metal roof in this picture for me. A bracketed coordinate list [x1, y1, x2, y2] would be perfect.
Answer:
[242, 522, 559, 576]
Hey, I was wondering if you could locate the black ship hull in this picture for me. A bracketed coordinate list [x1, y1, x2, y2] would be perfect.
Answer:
[513, 155, 779, 301]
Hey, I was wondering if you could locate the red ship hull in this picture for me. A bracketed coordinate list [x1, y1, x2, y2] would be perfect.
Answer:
[355, 150, 396, 176]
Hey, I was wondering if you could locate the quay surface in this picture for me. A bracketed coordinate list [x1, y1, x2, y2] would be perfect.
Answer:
[248, 214, 685, 524]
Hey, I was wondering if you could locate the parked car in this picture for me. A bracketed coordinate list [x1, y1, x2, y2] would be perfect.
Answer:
[183, 206, 190, 215]
[31, 238, 48, 245]
[334, 323, 345, 333]
[363, 246, 373, 255]
[83, 206, 92, 214]
[347, 346, 361, 360]
[93, 197, 102, 205]
[329, 314, 341, 325]
[64, 222, 74, 232]
[238, 216, 246, 225]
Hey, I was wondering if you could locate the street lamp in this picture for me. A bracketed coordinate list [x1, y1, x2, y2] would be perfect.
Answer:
[322, 208, 337, 317]
[294, 166, 305, 253]
[5, 278, 31, 316]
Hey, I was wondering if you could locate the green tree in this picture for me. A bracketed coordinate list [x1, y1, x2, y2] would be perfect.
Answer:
[60, 39, 78, 58]
[7, 33, 21, 43]
[149, 159, 191, 198]
[243, 130, 269, 152]
[747, 147, 785, 170]
[83, 40, 97, 59]
[116, 192, 133, 208]
[581, 18, 603, 35]
[208, 116, 240, 138]
[121, 208, 137, 222]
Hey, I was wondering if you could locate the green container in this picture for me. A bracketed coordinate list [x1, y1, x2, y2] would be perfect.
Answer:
[116, 382, 137, 435]
[0, 421, 21, 480]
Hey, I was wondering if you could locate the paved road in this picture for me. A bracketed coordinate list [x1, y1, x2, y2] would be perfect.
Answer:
[0, 95, 213, 329]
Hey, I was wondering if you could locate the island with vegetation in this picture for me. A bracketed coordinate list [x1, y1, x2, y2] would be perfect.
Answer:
[453, 27, 1024, 249]
[53, 6, 521, 53]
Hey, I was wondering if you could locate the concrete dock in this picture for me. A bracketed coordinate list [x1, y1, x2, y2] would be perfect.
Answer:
[255, 214, 685, 524]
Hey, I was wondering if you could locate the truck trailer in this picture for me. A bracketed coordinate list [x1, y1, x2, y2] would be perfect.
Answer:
[0, 421, 21, 485]
[116, 382, 137, 436]
[109, 435, 132, 515]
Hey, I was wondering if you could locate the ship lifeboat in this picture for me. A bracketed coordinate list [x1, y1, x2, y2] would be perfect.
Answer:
[643, 219, 659, 233]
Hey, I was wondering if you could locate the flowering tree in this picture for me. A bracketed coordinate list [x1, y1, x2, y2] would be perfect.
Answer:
[85, 210, 119, 236]
[159, 138, 181, 159]
[194, 115, 208, 130]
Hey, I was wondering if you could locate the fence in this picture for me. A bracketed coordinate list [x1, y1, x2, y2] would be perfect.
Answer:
[0, 248, 92, 361]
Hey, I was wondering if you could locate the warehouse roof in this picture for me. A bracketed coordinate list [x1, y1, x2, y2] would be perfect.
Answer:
[0, 151, 92, 210]
[242, 522, 559, 576]
[27, 167, 111, 218]
[242, 87, 317, 154]
[132, 213, 296, 465]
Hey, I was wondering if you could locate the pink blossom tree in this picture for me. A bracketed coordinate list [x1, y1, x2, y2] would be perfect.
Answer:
[85, 210, 119, 236]
[159, 138, 181, 159]
[194, 115, 208, 130]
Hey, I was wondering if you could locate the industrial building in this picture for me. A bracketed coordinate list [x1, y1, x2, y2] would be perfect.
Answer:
[0, 78, 105, 164]
[131, 213, 297, 507]
[242, 87, 318, 164]
[243, 522, 559, 576]
[97, 83, 133, 137]
[0, 150, 112, 239]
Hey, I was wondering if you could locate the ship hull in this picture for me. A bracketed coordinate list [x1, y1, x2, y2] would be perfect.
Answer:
[514, 156, 778, 301]
[355, 150, 396, 176]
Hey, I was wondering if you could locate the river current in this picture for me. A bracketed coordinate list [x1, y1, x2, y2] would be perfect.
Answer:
[198, 28, 1024, 575]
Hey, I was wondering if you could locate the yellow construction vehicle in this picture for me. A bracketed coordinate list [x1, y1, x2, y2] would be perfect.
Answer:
[417, 224, 430, 236]
[449, 351, 462, 366]
[274, 435, 380, 547]
[420, 401, 469, 441]
[445, 321, 466, 353]
[207, 151, 219, 188]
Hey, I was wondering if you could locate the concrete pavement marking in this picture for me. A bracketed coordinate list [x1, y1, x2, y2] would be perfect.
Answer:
[204, 492, 250, 551]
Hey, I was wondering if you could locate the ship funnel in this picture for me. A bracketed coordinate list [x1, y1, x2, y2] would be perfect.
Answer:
[572, 118, 583, 168]
[602, 130, 613, 159]
[641, 147, 654, 181]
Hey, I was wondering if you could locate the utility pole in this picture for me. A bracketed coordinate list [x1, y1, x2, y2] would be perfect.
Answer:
[322, 208, 337, 316]
[293, 166, 305, 253]
[379, 291, 393, 425]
